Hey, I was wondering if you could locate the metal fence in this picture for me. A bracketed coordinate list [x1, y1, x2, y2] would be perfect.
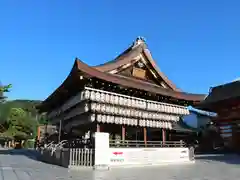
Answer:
[109, 140, 186, 148]
[69, 148, 94, 168]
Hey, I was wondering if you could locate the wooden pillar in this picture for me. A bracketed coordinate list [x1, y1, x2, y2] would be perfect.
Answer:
[162, 128, 166, 144]
[143, 127, 147, 147]
[96, 123, 101, 132]
[122, 126, 126, 141]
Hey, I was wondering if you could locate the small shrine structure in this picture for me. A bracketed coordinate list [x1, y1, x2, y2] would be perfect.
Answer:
[197, 80, 240, 151]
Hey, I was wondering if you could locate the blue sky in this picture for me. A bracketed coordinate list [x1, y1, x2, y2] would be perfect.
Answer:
[0, 0, 240, 100]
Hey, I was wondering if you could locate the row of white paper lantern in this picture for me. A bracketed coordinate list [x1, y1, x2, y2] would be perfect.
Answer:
[90, 103, 179, 122]
[147, 102, 189, 115]
[84, 89, 188, 115]
[92, 114, 173, 129]
[49, 87, 188, 119]
[83, 90, 146, 109]
[139, 120, 173, 129]
[95, 114, 138, 126]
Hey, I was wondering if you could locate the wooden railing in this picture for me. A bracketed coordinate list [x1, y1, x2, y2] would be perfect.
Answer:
[109, 140, 186, 148]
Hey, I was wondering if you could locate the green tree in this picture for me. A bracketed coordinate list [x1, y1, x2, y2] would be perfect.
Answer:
[0, 84, 12, 93]
[0, 99, 42, 126]
[0, 84, 12, 103]
[6, 108, 38, 140]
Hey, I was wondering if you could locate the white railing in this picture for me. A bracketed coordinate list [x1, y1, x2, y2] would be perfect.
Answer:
[69, 148, 94, 168]
[39, 147, 94, 168]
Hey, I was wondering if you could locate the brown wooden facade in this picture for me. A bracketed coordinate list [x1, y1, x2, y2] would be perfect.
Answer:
[38, 38, 205, 144]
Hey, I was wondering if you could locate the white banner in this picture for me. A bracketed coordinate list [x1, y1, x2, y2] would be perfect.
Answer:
[109, 148, 190, 166]
[93, 132, 192, 167]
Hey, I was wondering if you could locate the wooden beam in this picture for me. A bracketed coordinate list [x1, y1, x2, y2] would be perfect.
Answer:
[96, 123, 101, 132]
[162, 129, 166, 143]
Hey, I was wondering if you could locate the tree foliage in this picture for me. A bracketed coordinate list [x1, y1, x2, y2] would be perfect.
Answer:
[0, 84, 12, 93]
[0, 85, 46, 142]
[0, 99, 43, 141]
[0, 100, 42, 124]
[5, 108, 38, 140]
[0, 84, 12, 102]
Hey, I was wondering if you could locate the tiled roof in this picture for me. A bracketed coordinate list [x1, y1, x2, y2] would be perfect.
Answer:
[197, 81, 240, 110]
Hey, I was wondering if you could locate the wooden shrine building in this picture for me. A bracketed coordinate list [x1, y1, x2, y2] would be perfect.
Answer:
[197, 80, 240, 151]
[38, 37, 205, 145]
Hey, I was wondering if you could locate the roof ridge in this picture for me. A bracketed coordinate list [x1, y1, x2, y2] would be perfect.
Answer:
[94, 38, 145, 68]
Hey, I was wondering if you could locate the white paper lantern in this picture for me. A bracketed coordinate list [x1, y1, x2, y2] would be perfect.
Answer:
[110, 116, 114, 123]
[106, 94, 110, 103]
[80, 91, 85, 101]
[119, 117, 123, 124]
[114, 95, 118, 104]
[119, 97, 124, 105]
[100, 93, 105, 102]
[95, 92, 100, 101]
[97, 114, 101, 122]
[114, 117, 119, 124]
[127, 99, 131, 107]
[101, 115, 106, 123]
[90, 91, 95, 101]
[110, 95, 115, 104]
[132, 99, 135, 107]
[85, 90, 90, 99]
[109, 105, 114, 114]
[114, 106, 118, 114]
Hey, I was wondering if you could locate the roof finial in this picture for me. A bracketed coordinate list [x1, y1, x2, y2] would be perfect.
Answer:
[134, 36, 146, 46]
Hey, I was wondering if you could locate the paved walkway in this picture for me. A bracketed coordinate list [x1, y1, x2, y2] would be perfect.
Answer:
[0, 149, 240, 180]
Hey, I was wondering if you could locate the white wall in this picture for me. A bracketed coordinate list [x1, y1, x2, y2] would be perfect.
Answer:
[94, 132, 193, 168]
[108, 147, 191, 167]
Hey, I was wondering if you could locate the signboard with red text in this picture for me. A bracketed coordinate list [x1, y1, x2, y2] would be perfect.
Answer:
[93, 132, 192, 168]
[108, 147, 190, 166]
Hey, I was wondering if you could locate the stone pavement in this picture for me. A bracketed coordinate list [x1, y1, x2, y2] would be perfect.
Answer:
[0, 149, 240, 180]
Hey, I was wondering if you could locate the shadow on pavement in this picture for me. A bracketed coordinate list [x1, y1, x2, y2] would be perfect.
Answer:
[195, 154, 240, 165]
[0, 148, 41, 162]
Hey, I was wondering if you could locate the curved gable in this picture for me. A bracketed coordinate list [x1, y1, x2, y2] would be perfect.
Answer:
[94, 38, 179, 91]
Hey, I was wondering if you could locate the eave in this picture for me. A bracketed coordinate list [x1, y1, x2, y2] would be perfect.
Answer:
[75, 59, 205, 101]
[195, 81, 240, 112]
[38, 58, 206, 113]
